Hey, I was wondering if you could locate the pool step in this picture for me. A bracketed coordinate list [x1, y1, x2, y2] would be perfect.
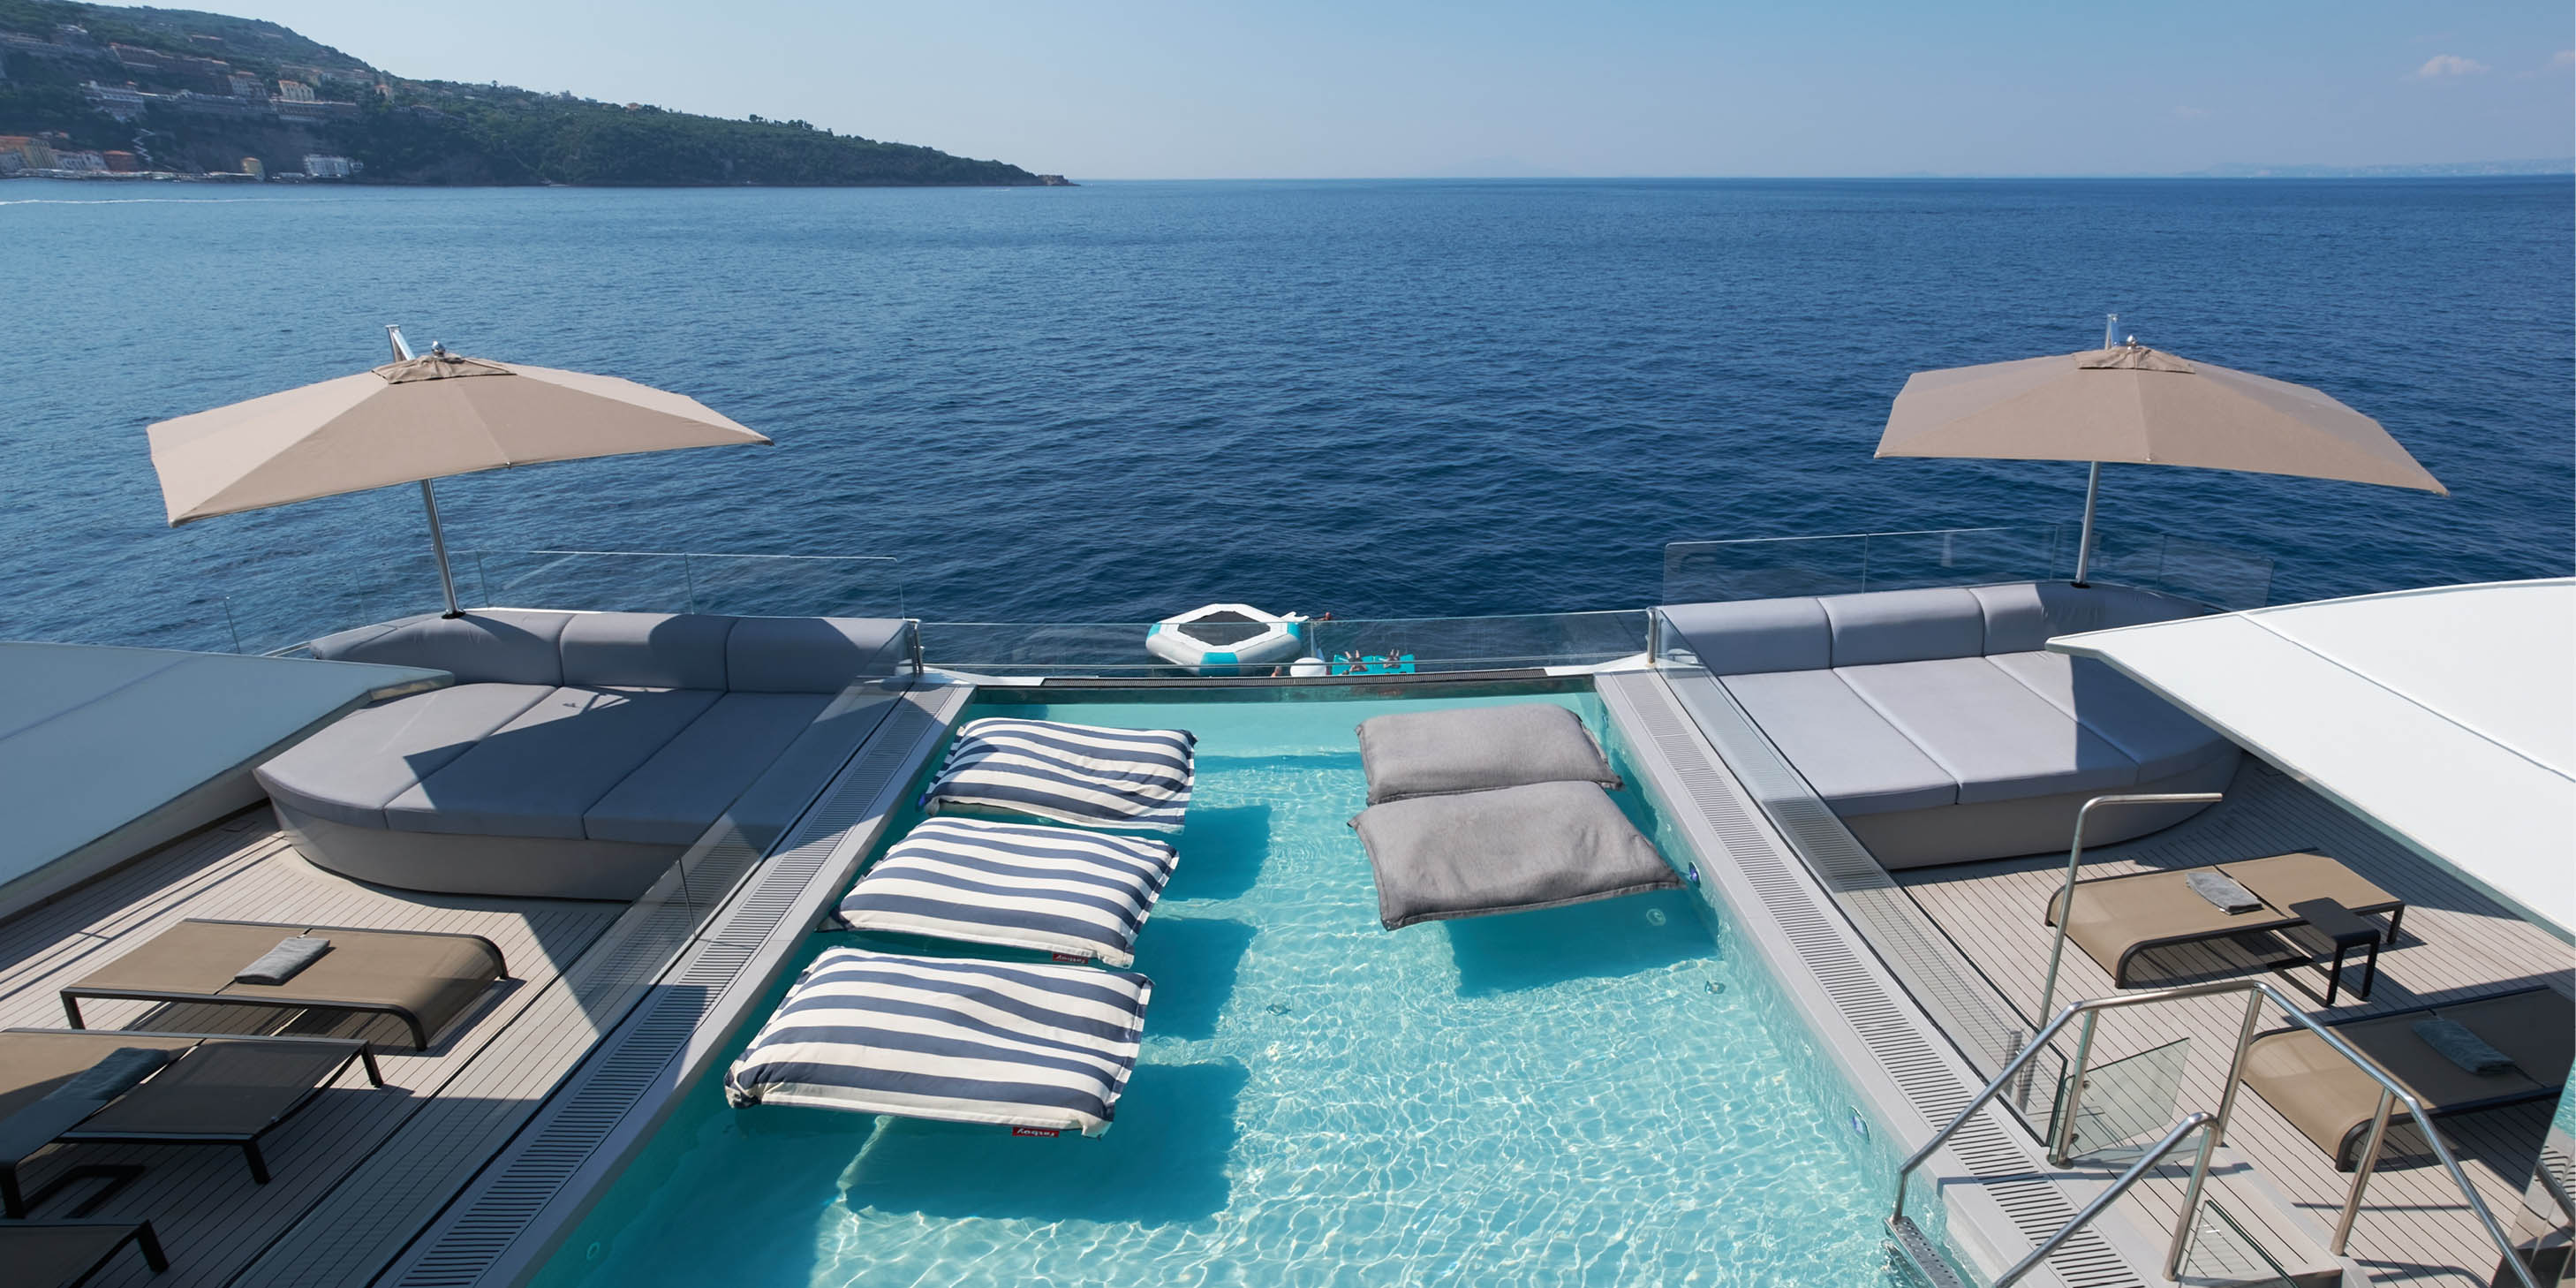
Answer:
[1887, 1216, 1974, 1288]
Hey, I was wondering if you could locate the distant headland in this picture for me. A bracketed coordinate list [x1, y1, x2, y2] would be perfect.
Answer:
[0, 1, 1066, 186]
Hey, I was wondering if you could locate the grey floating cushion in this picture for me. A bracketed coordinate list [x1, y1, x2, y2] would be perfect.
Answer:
[47, 1047, 176, 1102]
[236, 936, 330, 985]
[2414, 1019, 2518, 1075]
[1351, 780, 1679, 930]
[2186, 869, 2263, 913]
[1355, 703, 1620, 806]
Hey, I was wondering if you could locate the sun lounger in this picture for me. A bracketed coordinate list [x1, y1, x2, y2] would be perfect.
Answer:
[59, 920, 507, 1050]
[2240, 987, 2574, 1171]
[0, 1029, 380, 1216]
[3, 1217, 169, 1284]
[2045, 852, 2402, 987]
[725, 947, 1151, 1137]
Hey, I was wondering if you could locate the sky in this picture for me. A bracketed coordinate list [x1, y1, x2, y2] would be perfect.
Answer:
[225, 1, 2575, 179]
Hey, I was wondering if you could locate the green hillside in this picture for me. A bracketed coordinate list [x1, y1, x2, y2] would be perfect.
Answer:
[0, 0, 1055, 185]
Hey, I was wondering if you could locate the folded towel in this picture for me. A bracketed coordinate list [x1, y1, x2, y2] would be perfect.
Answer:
[2414, 1019, 2518, 1075]
[2185, 869, 2262, 913]
[45, 1047, 176, 1102]
[237, 936, 330, 985]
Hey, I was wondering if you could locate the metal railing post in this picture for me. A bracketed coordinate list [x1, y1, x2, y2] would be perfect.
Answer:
[1995, 1113, 2214, 1286]
[2211, 988, 2265, 1147]
[2335, 1088, 2398, 1254]
[2051, 1010, 2102, 1165]
[2163, 1110, 2224, 1279]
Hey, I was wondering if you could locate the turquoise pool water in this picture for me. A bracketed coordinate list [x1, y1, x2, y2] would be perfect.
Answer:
[534, 691, 1931, 1287]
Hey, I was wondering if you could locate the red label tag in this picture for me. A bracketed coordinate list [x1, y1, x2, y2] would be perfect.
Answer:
[1050, 952, 1088, 964]
[1011, 1125, 1061, 1138]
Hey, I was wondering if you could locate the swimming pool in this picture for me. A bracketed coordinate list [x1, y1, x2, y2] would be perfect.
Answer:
[532, 689, 1942, 1287]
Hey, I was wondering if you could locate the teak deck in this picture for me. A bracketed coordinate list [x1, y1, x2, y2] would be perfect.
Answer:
[0, 812, 631, 1288]
[1900, 760, 2572, 1287]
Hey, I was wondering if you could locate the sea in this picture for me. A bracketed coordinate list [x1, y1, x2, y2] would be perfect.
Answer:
[1, 177, 2568, 653]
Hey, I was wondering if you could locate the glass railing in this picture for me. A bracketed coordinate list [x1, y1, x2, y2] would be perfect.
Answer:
[1662, 526, 2274, 610]
[459, 550, 905, 620]
[918, 610, 1651, 678]
[207, 549, 906, 655]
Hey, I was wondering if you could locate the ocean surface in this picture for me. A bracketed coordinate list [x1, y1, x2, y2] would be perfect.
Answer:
[0, 177, 2567, 651]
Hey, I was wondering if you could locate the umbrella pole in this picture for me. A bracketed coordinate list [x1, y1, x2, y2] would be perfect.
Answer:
[2072, 460, 2102, 587]
[419, 480, 463, 617]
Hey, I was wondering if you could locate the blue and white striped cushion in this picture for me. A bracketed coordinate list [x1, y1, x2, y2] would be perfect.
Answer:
[723, 948, 1151, 1136]
[923, 717, 1196, 831]
[834, 819, 1178, 966]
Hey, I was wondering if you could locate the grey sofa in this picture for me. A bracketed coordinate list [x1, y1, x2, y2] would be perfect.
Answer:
[1660, 582, 2240, 868]
[257, 610, 914, 900]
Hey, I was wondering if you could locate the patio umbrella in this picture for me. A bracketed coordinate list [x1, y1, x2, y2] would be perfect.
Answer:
[1875, 322, 2444, 585]
[149, 327, 770, 616]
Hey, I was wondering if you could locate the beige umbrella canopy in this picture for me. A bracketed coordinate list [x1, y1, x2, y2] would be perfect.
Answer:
[149, 329, 770, 615]
[1876, 333, 2444, 584]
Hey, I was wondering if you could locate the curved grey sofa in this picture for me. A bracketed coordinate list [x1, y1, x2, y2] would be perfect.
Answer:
[1661, 582, 2240, 868]
[256, 610, 913, 900]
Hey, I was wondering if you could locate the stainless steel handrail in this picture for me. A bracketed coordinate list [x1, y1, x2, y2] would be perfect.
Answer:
[1995, 1113, 2215, 1286]
[1892, 977, 2543, 1288]
[2034, 792, 2227, 1027]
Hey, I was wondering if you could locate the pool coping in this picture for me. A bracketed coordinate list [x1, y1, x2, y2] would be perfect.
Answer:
[1596, 667, 2171, 1288]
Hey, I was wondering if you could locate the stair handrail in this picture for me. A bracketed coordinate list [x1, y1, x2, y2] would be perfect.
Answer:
[1892, 978, 2542, 1288]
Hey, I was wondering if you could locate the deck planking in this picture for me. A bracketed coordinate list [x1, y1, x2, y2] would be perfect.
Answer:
[1898, 759, 2574, 1287]
[0, 808, 626, 1288]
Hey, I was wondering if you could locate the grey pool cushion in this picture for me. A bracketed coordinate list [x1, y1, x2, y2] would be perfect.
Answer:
[1355, 702, 1620, 806]
[832, 818, 1179, 967]
[724, 947, 1152, 1136]
[1351, 780, 1680, 930]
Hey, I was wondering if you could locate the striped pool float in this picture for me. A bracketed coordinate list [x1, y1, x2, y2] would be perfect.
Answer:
[723, 947, 1151, 1136]
[833, 818, 1179, 967]
[922, 717, 1196, 831]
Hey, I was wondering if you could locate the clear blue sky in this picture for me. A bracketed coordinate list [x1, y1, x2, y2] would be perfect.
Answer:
[233, 1, 2573, 178]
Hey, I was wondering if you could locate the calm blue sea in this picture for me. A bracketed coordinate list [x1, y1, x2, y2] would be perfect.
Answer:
[1, 178, 2567, 650]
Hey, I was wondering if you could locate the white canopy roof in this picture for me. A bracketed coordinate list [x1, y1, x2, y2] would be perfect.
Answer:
[2050, 579, 2576, 939]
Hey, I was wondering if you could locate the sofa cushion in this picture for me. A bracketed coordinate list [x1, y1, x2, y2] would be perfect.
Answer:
[725, 617, 910, 693]
[557, 612, 735, 690]
[383, 686, 721, 838]
[1969, 582, 2207, 655]
[1837, 657, 2141, 805]
[1985, 651, 2238, 781]
[583, 692, 833, 845]
[1819, 587, 1986, 668]
[1659, 596, 1829, 676]
[308, 610, 571, 686]
[1720, 671, 1957, 815]
[256, 683, 556, 830]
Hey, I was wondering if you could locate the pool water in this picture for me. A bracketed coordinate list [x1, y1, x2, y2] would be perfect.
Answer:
[534, 691, 1930, 1287]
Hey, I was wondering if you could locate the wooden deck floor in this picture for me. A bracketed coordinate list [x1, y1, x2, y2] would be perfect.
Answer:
[0, 809, 628, 1288]
[1898, 760, 2573, 1287]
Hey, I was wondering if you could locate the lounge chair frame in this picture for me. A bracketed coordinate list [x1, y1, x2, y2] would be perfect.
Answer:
[0, 1029, 381, 1217]
[2246, 985, 2569, 1171]
[2047, 850, 2405, 987]
[4, 1216, 170, 1284]
[58, 920, 506, 1050]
